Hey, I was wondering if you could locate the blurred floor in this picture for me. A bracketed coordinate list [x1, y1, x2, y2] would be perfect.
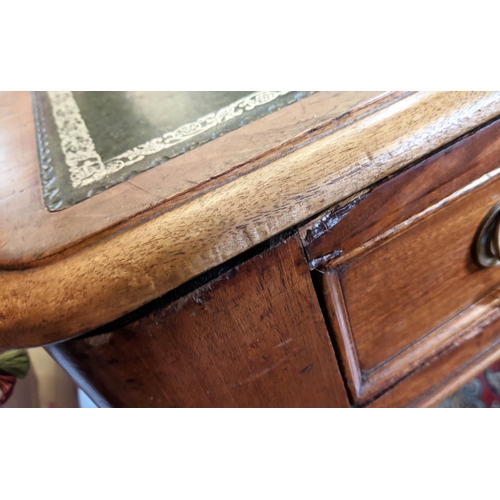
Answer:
[3, 348, 81, 408]
[436, 360, 500, 408]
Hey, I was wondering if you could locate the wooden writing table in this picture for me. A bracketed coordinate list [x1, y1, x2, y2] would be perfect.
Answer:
[2, 91, 500, 407]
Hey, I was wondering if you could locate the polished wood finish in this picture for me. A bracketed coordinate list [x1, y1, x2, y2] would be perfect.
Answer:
[4, 92, 500, 349]
[310, 119, 500, 405]
[302, 118, 500, 266]
[47, 235, 349, 408]
[0, 91, 389, 267]
[369, 289, 500, 408]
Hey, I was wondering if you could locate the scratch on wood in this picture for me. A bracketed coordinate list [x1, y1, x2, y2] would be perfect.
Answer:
[84, 332, 113, 347]
[309, 250, 343, 269]
[235, 358, 287, 387]
[303, 194, 367, 244]
[273, 338, 293, 349]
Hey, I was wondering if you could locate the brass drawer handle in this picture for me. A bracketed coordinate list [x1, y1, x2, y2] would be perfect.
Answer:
[475, 201, 500, 267]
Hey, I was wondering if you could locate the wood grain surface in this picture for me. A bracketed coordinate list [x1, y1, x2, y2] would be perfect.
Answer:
[312, 118, 500, 404]
[3, 92, 500, 348]
[368, 289, 500, 408]
[47, 235, 349, 408]
[302, 119, 500, 266]
[0, 90, 388, 266]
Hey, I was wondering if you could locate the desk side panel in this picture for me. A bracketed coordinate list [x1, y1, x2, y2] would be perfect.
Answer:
[47, 234, 349, 408]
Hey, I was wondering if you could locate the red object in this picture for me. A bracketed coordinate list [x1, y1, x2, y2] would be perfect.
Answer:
[0, 369, 16, 405]
[438, 360, 500, 408]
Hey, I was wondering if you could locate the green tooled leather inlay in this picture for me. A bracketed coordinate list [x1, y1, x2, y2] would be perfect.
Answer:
[33, 91, 315, 211]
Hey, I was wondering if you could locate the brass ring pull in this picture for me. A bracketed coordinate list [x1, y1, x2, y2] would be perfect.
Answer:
[475, 201, 500, 267]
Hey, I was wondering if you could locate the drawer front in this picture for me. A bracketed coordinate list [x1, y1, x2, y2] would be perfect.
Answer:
[303, 118, 500, 405]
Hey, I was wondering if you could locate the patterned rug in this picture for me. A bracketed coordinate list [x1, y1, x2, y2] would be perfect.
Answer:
[436, 360, 500, 408]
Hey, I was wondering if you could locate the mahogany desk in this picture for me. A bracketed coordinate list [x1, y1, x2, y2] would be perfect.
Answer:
[2, 91, 500, 407]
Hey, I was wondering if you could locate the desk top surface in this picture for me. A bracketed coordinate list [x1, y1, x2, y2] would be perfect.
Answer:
[34, 91, 313, 210]
[2, 91, 500, 349]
